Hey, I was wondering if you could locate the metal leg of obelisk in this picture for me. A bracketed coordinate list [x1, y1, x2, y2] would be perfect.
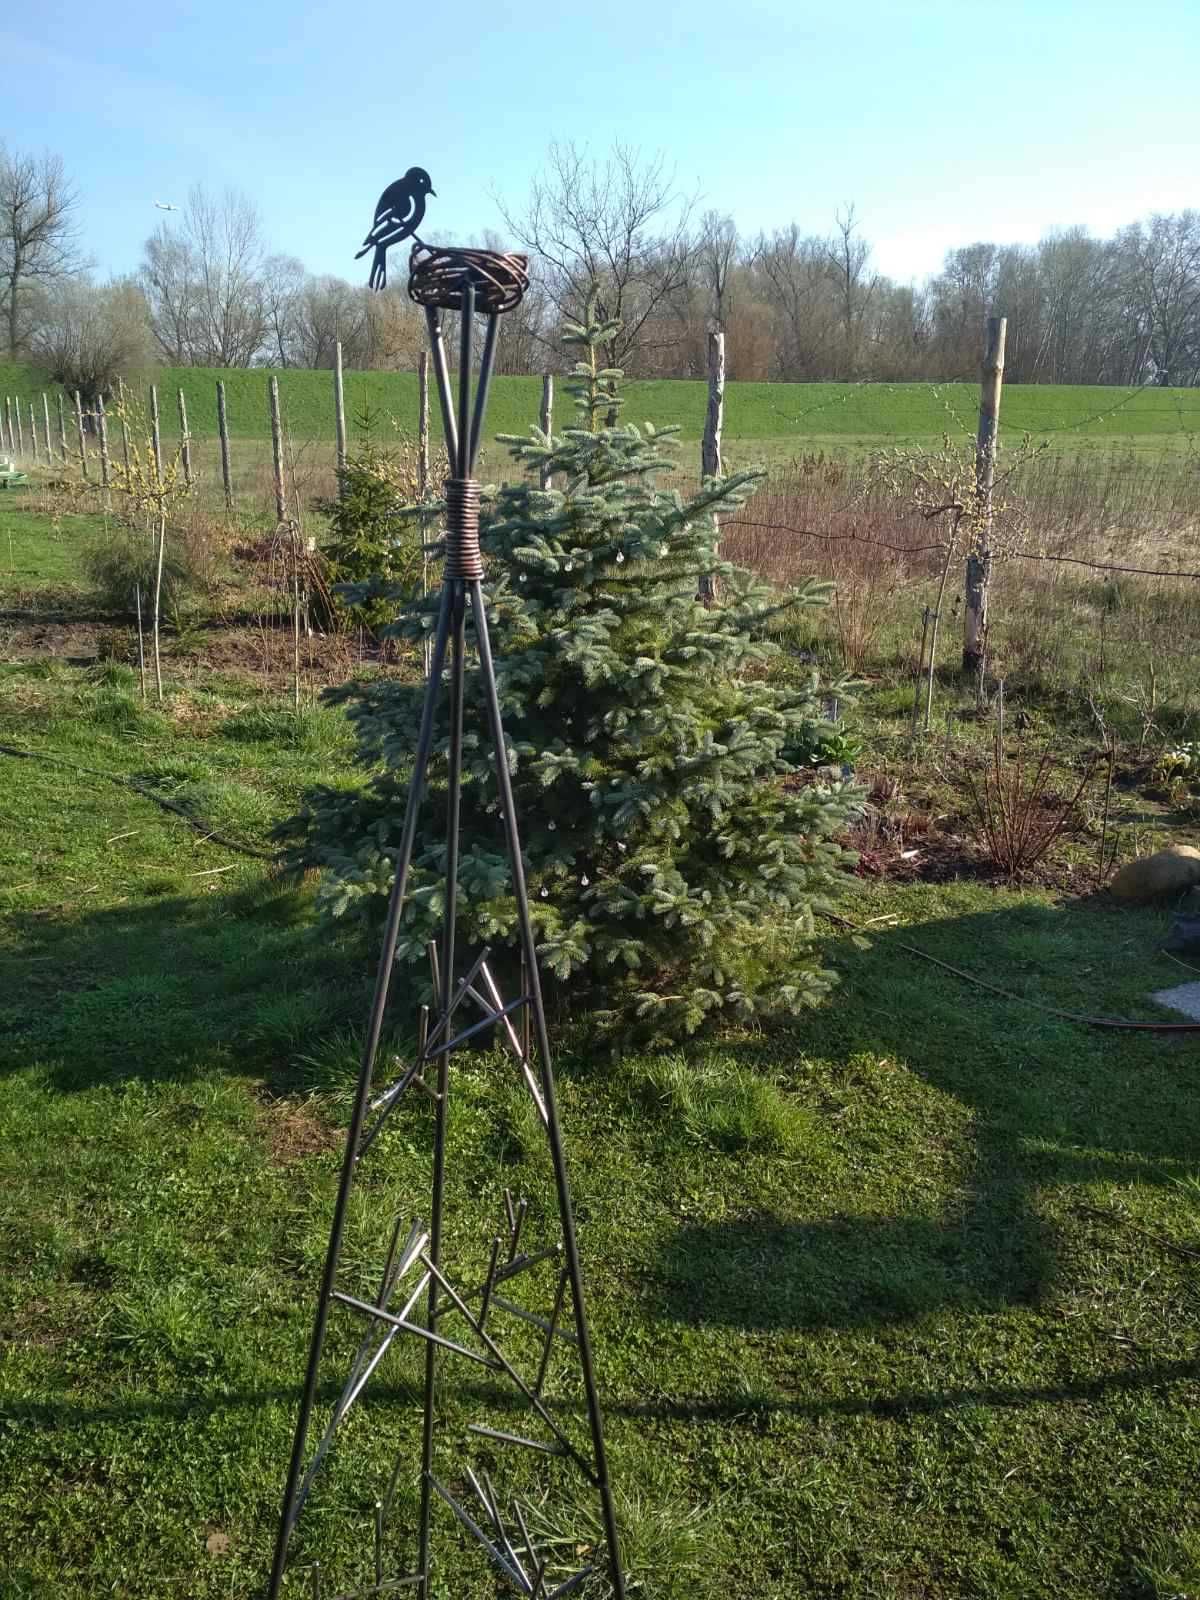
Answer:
[266, 587, 453, 1600]
[470, 579, 626, 1597]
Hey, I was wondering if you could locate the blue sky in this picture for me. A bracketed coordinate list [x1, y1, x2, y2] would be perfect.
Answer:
[3, 0, 1197, 286]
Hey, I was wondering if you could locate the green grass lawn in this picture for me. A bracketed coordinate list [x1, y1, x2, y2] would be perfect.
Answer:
[5, 360, 1200, 459]
[2, 618, 1199, 1598]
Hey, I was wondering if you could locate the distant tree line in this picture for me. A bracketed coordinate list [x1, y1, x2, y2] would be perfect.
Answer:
[3, 138, 1199, 406]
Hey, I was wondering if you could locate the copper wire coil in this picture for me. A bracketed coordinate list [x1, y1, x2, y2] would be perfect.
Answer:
[408, 244, 529, 315]
[443, 477, 483, 579]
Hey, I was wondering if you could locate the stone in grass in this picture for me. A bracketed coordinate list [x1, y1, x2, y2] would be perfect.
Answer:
[1109, 845, 1200, 903]
[1151, 981, 1200, 1022]
[1164, 914, 1200, 953]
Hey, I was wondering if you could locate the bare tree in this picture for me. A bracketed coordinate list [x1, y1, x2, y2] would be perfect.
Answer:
[1117, 211, 1200, 386]
[31, 276, 155, 407]
[695, 211, 739, 328]
[825, 204, 878, 379]
[140, 185, 269, 366]
[0, 144, 82, 356]
[262, 254, 305, 365]
[497, 141, 696, 379]
[753, 225, 839, 378]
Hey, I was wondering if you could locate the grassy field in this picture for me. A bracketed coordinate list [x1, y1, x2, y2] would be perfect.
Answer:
[3, 498, 1200, 1598]
[5, 361, 1200, 464]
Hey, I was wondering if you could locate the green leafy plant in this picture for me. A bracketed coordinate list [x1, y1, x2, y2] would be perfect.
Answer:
[316, 410, 439, 633]
[280, 293, 861, 1044]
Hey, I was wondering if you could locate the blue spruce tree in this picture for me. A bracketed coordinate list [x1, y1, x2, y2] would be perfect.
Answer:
[281, 295, 860, 1044]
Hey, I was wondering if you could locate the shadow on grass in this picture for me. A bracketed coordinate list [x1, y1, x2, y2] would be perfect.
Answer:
[655, 893, 1198, 1331]
[0, 879, 381, 1090]
[8, 1355, 1199, 1433]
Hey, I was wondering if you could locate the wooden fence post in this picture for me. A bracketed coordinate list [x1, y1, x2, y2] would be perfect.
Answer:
[964, 315, 1006, 676]
[149, 385, 162, 483]
[74, 391, 88, 481]
[28, 402, 39, 465]
[177, 389, 192, 487]
[334, 341, 347, 495]
[418, 350, 430, 495]
[116, 379, 131, 475]
[57, 394, 68, 463]
[97, 393, 111, 487]
[539, 374, 553, 490]
[41, 394, 52, 460]
[698, 327, 725, 601]
[2, 398, 11, 454]
[216, 381, 233, 509]
[269, 376, 286, 523]
[15, 399, 25, 459]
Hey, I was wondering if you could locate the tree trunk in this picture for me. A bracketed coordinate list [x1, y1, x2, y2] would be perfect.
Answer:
[963, 316, 1006, 675]
[698, 328, 725, 602]
[152, 512, 167, 703]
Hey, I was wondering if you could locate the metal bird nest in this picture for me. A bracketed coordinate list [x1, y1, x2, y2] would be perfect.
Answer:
[408, 244, 529, 315]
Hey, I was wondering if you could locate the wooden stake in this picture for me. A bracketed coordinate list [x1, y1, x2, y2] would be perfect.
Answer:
[269, 375, 286, 523]
[177, 388, 192, 486]
[539, 373, 553, 490]
[57, 394, 68, 463]
[418, 350, 430, 495]
[41, 393, 52, 459]
[2, 398, 11, 454]
[15, 398, 25, 458]
[217, 380, 233, 509]
[97, 393, 110, 487]
[28, 402, 38, 465]
[73, 391, 88, 481]
[964, 315, 1006, 675]
[698, 327, 725, 602]
[149, 385, 162, 483]
[334, 341, 347, 495]
[117, 378, 131, 474]
[135, 583, 147, 700]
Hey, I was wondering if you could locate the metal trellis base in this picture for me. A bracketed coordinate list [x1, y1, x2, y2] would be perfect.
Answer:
[267, 247, 625, 1600]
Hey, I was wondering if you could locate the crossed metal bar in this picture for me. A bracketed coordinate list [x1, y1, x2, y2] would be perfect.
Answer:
[267, 266, 624, 1600]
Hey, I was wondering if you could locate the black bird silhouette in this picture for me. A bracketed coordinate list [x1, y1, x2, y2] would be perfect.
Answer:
[356, 167, 436, 291]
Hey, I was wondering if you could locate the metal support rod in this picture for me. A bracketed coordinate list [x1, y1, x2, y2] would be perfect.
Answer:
[468, 314, 499, 471]
[267, 587, 454, 1600]
[417, 581, 466, 1600]
[469, 579, 627, 1599]
[423, 306, 458, 469]
[456, 284, 475, 478]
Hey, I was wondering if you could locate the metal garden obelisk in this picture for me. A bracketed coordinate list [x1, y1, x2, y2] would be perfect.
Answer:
[266, 208, 625, 1600]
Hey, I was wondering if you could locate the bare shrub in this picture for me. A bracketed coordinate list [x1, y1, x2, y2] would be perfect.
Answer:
[966, 736, 1098, 880]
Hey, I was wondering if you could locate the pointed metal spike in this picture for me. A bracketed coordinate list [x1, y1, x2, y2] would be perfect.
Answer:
[508, 1199, 528, 1261]
[493, 1244, 562, 1285]
[425, 996, 526, 1059]
[535, 1268, 570, 1397]
[374, 1500, 384, 1586]
[490, 1293, 578, 1347]
[512, 1499, 537, 1569]
[428, 1475, 528, 1593]
[478, 1235, 502, 1332]
[476, 962, 524, 1058]
[468, 1423, 568, 1458]
[330, 1289, 499, 1370]
[547, 1568, 595, 1600]
[423, 946, 491, 1050]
